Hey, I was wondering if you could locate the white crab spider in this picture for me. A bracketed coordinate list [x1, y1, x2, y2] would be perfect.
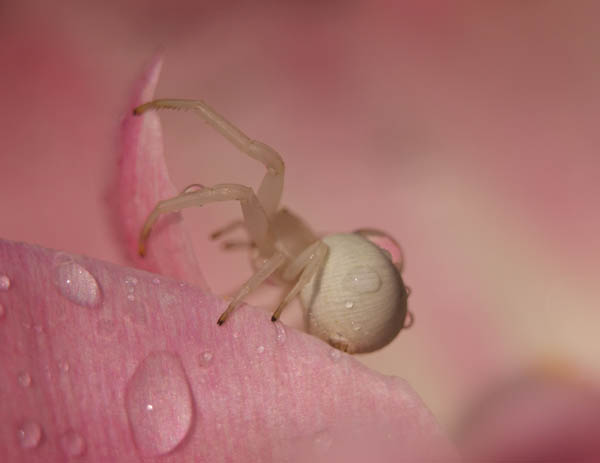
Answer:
[134, 98, 412, 353]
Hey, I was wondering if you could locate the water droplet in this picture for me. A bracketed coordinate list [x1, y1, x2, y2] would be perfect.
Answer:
[58, 360, 70, 373]
[233, 332, 240, 339]
[60, 430, 86, 457]
[343, 266, 381, 294]
[198, 351, 213, 366]
[329, 349, 341, 362]
[52, 262, 101, 308]
[256, 345, 265, 354]
[124, 276, 138, 286]
[18, 372, 31, 387]
[344, 300, 354, 309]
[96, 319, 116, 337]
[0, 303, 5, 319]
[274, 322, 287, 344]
[0, 274, 11, 291]
[124, 301, 147, 325]
[33, 324, 44, 334]
[127, 286, 135, 294]
[152, 278, 160, 285]
[313, 429, 333, 452]
[351, 320, 361, 331]
[17, 421, 42, 449]
[125, 351, 193, 456]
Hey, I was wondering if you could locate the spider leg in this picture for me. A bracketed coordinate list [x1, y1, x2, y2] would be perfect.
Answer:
[138, 183, 274, 257]
[134, 99, 285, 217]
[217, 251, 287, 325]
[271, 241, 328, 322]
[209, 219, 244, 240]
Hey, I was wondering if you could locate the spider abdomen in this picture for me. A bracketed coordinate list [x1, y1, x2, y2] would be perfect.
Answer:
[299, 233, 408, 353]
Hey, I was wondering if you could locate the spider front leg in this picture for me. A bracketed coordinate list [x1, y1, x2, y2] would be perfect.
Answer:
[138, 183, 274, 257]
[134, 98, 285, 217]
[217, 251, 286, 325]
[271, 241, 328, 322]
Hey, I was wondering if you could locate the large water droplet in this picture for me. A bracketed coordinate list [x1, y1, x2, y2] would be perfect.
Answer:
[52, 262, 101, 308]
[60, 430, 86, 457]
[0, 274, 10, 291]
[17, 421, 42, 449]
[342, 266, 381, 294]
[18, 371, 32, 387]
[125, 351, 194, 456]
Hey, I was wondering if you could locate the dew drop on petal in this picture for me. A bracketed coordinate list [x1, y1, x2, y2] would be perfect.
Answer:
[60, 430, 86, 457]
[274, 322, 287, 344]
[342, 266, 382, 294]
[256, 345, 265, 354]
[152, 278, 160, 285]
[344, 300, 354, 309]
[198, 351, 213, 367]
[0, 274, 10, 291]
[17, 421, 42, 449]
[52, 262, 101, 308]
[58, 360, 70, 373]
[18, 372, 31, 387]
[329, 349, 342, 362]
[125, 351, 194, 456]
[313, 429, 333, 453]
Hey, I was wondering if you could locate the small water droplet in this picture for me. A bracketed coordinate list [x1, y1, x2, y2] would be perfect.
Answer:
[127, 286, 135, 294]
[233, 332, 240, 339]
[313, 429, 333, 452]
[52, 262, 101, 308]
[0, 303, 5, 319]
[152, 278, 160, 285]
[58, 360, 70, 373]
[198, 351, 213, 366]
[343, 266, 382, 294]
[344, 300, 354, 309]
[256, 345, 265, 354]
[33, 324, 44, 334]
[351, 320, 361, 331]
[329, 349, 342, 362]
[17, 421, 42, 449]
[96, 319, 116, 337]
[0, 274, 11, 291]
[274, 322, 287, 344]
[60, 430, 86, 457]
[125, 351, 193, 456]
[179, 282, 186, 288]
[18, 372, 32, 387]
[127, 294, 135, 302]
[124, 276, 138, 286]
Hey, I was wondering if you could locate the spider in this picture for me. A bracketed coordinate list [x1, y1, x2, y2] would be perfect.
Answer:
[133, 98, 412, 353]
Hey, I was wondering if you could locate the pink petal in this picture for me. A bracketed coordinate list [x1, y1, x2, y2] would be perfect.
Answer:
[117, 55, 208, 290]
[459, 368, 600, 461]
[0, 239, 457, 461]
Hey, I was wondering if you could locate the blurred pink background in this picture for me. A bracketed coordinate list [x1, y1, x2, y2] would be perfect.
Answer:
[2, 0, 599, 449]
